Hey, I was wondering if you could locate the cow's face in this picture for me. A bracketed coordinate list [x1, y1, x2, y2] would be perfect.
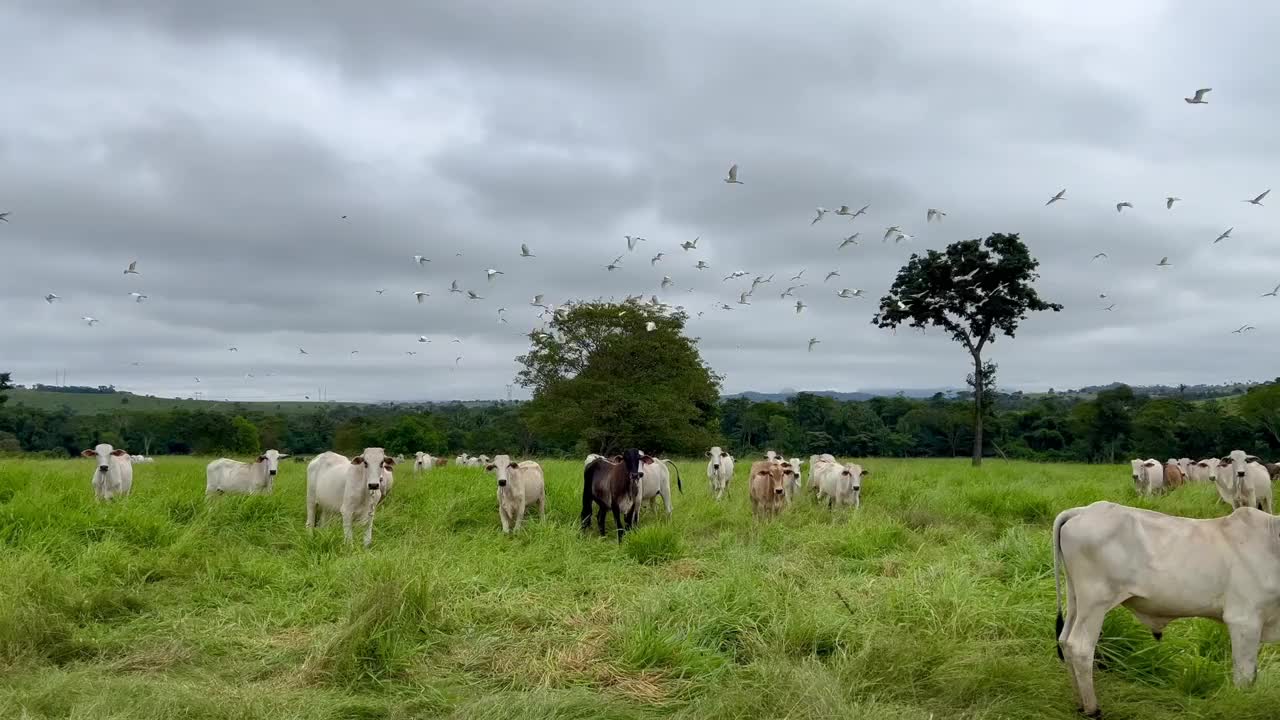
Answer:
[82, 443, 126, 473]
[353, 448, 393, 491]
[258, 449, 285, 476]
[487, 455, 519, 488]
[708, 447, 726, 470]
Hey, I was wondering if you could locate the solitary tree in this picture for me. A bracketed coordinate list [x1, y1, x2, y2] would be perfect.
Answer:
[0, 372, 10, 406]
[515, 300, 721, 455]
[873, 233, 1061, 466]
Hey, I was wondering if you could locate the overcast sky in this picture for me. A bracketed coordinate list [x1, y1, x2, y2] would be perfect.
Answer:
[1, 1, 1277, 403]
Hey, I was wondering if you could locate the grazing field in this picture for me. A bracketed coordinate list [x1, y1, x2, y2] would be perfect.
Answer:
[0, 457, 1275, 719]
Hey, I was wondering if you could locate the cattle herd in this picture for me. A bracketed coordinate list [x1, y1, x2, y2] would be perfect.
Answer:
[72, 442, 1280, 714]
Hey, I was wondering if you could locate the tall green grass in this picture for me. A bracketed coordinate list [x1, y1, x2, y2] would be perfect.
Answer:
[0, 456, 1274, 718]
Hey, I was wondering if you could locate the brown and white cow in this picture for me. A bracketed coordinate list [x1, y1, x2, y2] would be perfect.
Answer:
[749, 460, 787, 519]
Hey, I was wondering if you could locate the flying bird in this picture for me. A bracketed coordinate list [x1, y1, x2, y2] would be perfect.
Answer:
[794, 300, 807, 314]
[723, 270, 748, 281]
[531, 294, 545, 307]
[811, 207, 828, 225]
[723, 163, 743, 184]
[808, 338, 820, 352]
[375, 289, 385, 295]
[413, 255, 430, 265]
[1262, 283, 1280, 298]
[414, 291, 429, 303]
[82, 316, 98, 326]
[1091, 253, 1108, 262]
[1156, 256, 1172, 267]
[1214, 227, 1233, 244]
[780, 285, 804, 298]
[695, 260, 710, 270]
[835, 205, 855, 216]
[0, 212, 9, 222]
[661, 276, 673, 289]
[1116, 202, 1133, 213]
[227, 347, 238, 352]
[791, 269, 806, 281]
[839, 233, 861, 249]
[1104, 304, 1116, 312]
[455, 356, 463, 367]
[520, 243, 534, 258]
[737, 292, 752, 306]
[825, 270, 840, 282]
[194, 377, 200, 383]
[130, 361, 143, 366]
[645, 321, 656, 332]
[893, 233, 915, 244]
[926, 208, 947, 223]
[883, 225, 901, 241]
[405, 351, 417, 356]
[44, 293, 60, 303]
[486, 268, 504, 281]
[1099, 293, 1108, 299]
[681, 237, 699, 251]
[1166, 197, 1181, 209]
[449, 280, 462, 294]
[298, 347, 309, 355]
[651, 252, 664, 265]
[850, 204, 869, 219]
[1244, 189, 1270, 206]
[467, 291, 484, 300]
[451, 338, 462, 344]
[625, 235, 646, 251]
[1233, 324, 1256, 334]
[717, 303, 733, 311]
[837, 288, 865, 298]
[1045, 189, 1066, 206]
[750, 274, 773, 291]
[123, 260, 139, 275]
[956, 268, 978, 281]
[1184, 88, 1211, 104]
[497, 307, 507, 315]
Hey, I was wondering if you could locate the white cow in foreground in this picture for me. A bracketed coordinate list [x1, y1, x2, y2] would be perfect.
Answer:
[413, 452, 435, 474]
[306, 448, 393, 547]
[1053, 501, 1280, 716]
[487, 454, 546, 533]
[82, 443, 133, 501]
[205, 449, 287, 497]
[636, 457, 682, 519]
[1223, 449, 1273, 513]
[812, 458, 863, 508]
[706, 447, 734, 500]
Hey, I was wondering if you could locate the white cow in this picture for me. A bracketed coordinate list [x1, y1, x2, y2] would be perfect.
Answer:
[1053, 501, 1280, 716]
[1188, 458, 1215, 483]
[1130, 458, 1163, 496]
[413, 452, 434, 474]
[305, 448, 392, 547]
[636, 457, 682, 519]
[808, 454, 835, 497]
[706, 447, 734, 500]
[1212, 458, 1238, 506]
[1176, 457, 1192, 478]
[765, 450, 780, 463]
[784, 457, 804, 502]
[466, 455, 485, 468]
[82, 443, 133, 501]
[1223, 449, 1273, 514]
[205, 449, 287, 497]
[487, 454, 546, 533]
[812, 459, 864, 508]
[455, 453, 470, 466]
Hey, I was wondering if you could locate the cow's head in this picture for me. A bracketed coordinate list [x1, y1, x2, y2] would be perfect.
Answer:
[621, 448, 654, 485]
[1223, 450, 1258, 480]
[352, 448, 393, 491]
[708, 446, 727, 470]
[82, 443, 127, 473]
[758, 463, 786, 496]
[257, 449, 286, 477]
[487, 454, 521, 487]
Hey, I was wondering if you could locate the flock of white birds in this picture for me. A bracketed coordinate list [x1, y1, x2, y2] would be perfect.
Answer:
[7, 86, 1275, 400]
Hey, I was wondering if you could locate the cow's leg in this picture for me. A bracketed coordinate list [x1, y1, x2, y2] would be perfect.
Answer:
[1062, 590, 1118, 717]
[513, 502, 526, 532]
[662, 486, 672, 519]
[597, 503, 608, 537]
[538, 495, 545, 521]
[362, 508, 375, 548]
[342, 510, 355, 545]
[1226, 615, 1263, 687]
[612, 505, 625, 542]
[499, 505, 511, 534]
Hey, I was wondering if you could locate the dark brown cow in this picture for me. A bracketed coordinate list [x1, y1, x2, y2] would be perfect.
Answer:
[1163, 461, 1185, 491]
[581, 448, 651, 542]
[1266, 463, 1280, 481]
[434, 457, 448, 467]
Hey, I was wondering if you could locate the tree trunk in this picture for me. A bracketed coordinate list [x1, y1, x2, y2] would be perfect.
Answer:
[971, 353, 984, 467]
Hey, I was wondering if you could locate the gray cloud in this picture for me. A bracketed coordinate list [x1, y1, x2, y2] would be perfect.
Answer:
[1, 1, 1277, 403]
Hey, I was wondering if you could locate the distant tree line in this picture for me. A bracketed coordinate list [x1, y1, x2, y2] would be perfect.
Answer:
[1, 381, 1277, 463]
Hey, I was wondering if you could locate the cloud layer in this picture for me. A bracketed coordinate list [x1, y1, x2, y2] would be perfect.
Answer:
[2, 1, 1276, 402]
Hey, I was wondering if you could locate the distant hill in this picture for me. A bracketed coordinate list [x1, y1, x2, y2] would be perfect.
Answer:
[725, 388, 961, 402]
[5, 387, 356, 415]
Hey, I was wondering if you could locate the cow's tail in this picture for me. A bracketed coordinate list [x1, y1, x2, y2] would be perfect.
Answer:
[580, 461, 596, 530]
[1051, 506, 1083, 662]
[663, 459, 683, 494]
